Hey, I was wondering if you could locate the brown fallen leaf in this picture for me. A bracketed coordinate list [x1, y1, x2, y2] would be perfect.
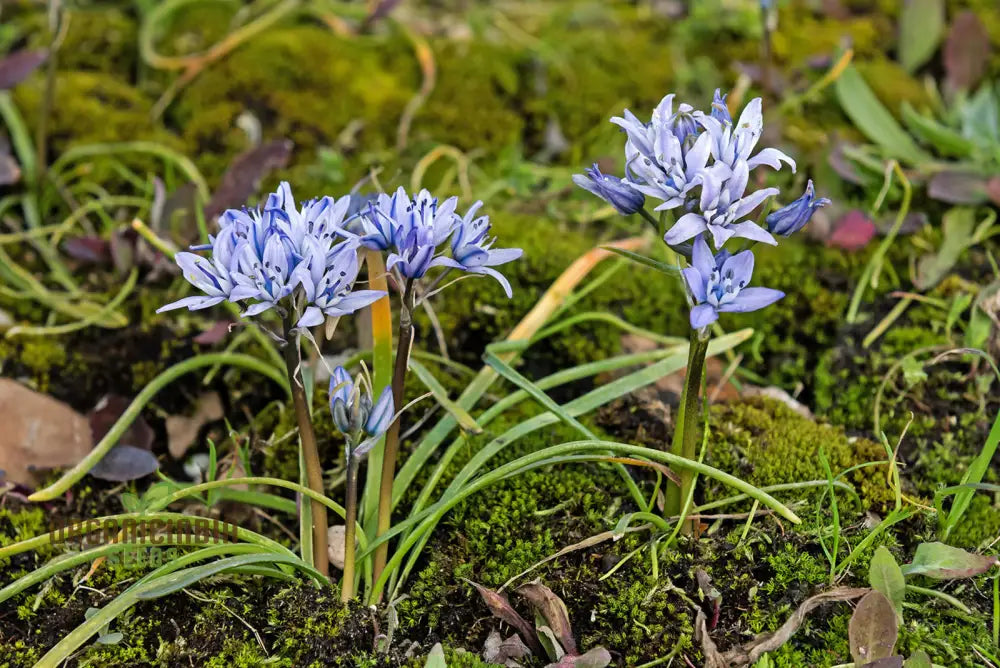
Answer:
[516, 580, 577, 655]
[697, 587, 870, 666]
[203, 139, 293, 221]
[0, 379, 93, 486]
[944, 11, 991, 93]
[166, 392, 224, 459]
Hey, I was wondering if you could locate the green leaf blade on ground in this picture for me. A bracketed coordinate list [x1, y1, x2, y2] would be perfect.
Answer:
[835, 65, 932, 166]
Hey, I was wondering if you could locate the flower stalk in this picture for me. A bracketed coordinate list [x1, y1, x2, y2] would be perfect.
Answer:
[665, 329, 708, 530]
[341, 452, 360, 601]
[282, 314, 329, 577]
[372, 277, 416, 591]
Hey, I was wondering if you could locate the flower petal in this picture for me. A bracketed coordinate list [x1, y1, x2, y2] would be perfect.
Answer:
[156, 295, 225, 313]
[748, 147, 796, 173]
[690, 234, 714, 278]
[721, 250, 755, 286]
[295, 306, 325, 329]
[728, 221, 777, 245]
[242, 301, 275, 317]
[690, 303, 718, 329]
[718, 287, 785, 313]
[682, 267, 707, 303]
[664, 213, 707, 246]
[733, 186, 779, 220]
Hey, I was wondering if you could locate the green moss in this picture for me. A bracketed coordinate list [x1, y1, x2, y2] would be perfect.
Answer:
[706, 398, 893, 509]
[417, 40, 523, 154]
[172, 26, 416, 184]
[12, 71, 175, 159]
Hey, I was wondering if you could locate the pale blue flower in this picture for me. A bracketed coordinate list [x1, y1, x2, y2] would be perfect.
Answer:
[572, 164, 645, 215]
[682, 235, 784, 328]
[612, 94, 719, 211]
[766, 180, 831, 237]
[432, 200, 523, 298]
[351, 187, 457, 279]
[158, 182, 385, 328]
[697, 97, 796, 173]
[664, 161, 778, 248]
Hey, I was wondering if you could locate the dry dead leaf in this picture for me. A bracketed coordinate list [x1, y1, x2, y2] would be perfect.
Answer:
[0, 379, 93, 486]
[166, 392, 224, 459]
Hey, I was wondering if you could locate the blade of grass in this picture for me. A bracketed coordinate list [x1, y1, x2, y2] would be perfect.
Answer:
[28, 355, 289, 502]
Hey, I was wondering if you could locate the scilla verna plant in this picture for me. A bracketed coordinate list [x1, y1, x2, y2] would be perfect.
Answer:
[575, 89, 829, 523]
[158, 182, 522, 591]
[158, 183, 387, 576]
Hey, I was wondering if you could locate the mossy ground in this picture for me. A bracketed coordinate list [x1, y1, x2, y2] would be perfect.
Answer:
[2, 0, 1000, 665]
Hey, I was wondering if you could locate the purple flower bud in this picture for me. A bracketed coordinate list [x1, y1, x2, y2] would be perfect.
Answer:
[710, 89, 732, 125]
[572, 164, 646, 215]
[364, 386, 394, 438]
[766, 180, 831, 237]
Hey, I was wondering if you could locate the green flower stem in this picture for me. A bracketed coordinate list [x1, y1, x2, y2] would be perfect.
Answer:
[283, 316, 329, 578]
[342, 454, 360, 601]
[373, 277, 416, 594]
[28, 354, 288, 502]
[665, 329, 708, 525]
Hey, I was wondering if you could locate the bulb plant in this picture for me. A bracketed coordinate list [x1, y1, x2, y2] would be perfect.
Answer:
[575, 89, 829, 522]
[157, 181, 522, 591]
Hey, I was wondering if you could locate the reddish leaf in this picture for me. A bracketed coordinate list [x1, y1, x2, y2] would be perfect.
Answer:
[204, 139, 293, 220]
[849, 591, 898, 665]
[827, 210, 876, 251]
[927, 170, 990, 204]
[944, 11, 991, 93]
[63, 237, 111, 265]
[547, 647, 612, 668]
[517, 580, 577, 655]
[194, 321, 233, 345]
[89, 394, 155, 451]
[861, 658, 904, 668]
[0, 50, 48, 90]
[465, 579, 543, 655]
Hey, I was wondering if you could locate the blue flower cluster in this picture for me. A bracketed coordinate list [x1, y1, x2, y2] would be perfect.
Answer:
[575, 90, 830, 329]
[159, 183, 522, 327]
[348, 187, 523, 297]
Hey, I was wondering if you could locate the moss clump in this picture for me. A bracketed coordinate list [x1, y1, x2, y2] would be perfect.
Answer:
[171, 26, 416, 184]
[12, 71, 175, 160]
[705, 397, 893, 509]
[416, 39, 523, 154]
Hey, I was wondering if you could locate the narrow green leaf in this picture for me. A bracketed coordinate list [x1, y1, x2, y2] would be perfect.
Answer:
[409, 358, 482, 434]
[900, 103, 977, 157]
[899, 0, 945, 72]
[424, 643, 447, 668]
[136, 553, 320, 599]
[599, 245, 679, 276]
[869, 546, 906, 621]
[835, 65, 931, 166]
[901, 542, 998, 579]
